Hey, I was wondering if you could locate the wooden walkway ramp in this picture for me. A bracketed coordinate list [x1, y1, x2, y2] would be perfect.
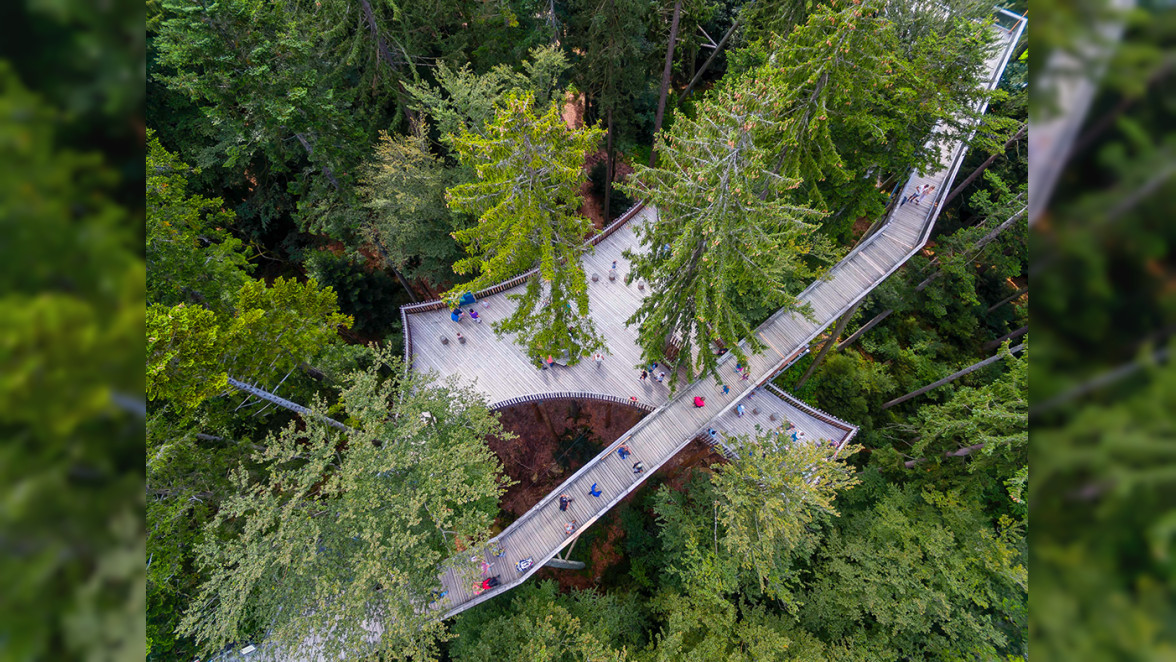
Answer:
[413, 13, 1026, 620]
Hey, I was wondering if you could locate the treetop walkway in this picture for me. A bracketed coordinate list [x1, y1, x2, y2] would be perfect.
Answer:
[215, 9, 1024, 658]
[405, 12, 1025, 620]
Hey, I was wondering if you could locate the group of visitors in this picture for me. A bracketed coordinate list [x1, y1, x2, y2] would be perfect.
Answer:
[900, 183, 936, 207]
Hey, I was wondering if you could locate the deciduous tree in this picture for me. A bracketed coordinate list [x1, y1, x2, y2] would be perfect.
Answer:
[179, 350, 514, 659]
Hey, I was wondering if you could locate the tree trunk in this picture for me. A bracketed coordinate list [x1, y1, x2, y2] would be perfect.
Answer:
[942, 123, 1027, 207]
[987, 284, 1028, 313]
[534, 401, 559, 440]
[605, 106, 615, 222]
[881, 343, 1025, 410]
[982, 325, 1028, 352]
[904, 443, 986, 469]
[227, 376, 352, 432]
[374, 239, 419, 302]
[677, 18, 741, 104]
[650, 0, 683, 167]
[796, 300, 860, 390]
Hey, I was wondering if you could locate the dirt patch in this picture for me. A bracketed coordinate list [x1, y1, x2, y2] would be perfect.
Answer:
[851, 215, 873, 240]
[579, 149, 636, 231]
[491, 399, 649, 520]
[562, 90, 585, 130]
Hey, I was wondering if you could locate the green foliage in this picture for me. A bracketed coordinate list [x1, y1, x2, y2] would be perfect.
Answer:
[645, 591, 795, 662]
[811, 352, 894, 423]
[357, 122, 464, 288]
[146, 277, 351, 410]
[147, 129, 252, 310]
[154, 0, 370, 234]
[303, 250, 401, 337]
[446, 91, 607, 363]
[0, 60, 144, 661]
[735, 0, 1005, 241]
[712, 434, 861, 603]
[801, 480, 1027, 659]
[449, 581, 632, 661]
[179, 350, 514, 659]
[621, 79, 834, 387]
[407, 45, 571, 148]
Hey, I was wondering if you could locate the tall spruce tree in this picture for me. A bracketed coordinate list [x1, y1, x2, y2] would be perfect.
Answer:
[357, 121, 463, 292]
[446, 91, 607, 364]
[737, 0, 1002, 240]
[621, 81, 834, 386]
[568, 0, 652, 220]
[155, 0, 370, 234]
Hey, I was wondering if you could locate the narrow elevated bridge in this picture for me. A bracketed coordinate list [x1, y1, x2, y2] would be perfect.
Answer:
[403, 11, 1026, 618]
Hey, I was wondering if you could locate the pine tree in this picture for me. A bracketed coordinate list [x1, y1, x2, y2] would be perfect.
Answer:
[568, 0, 652, 218]
[738, 0, 1002, 239]
[446, 91, 607, 364]
[621, 81, 834, 387]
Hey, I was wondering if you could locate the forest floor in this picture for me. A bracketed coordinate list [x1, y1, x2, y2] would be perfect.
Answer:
[489, 397, 725, 591]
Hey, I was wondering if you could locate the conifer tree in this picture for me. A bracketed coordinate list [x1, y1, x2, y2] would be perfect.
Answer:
[357, 121, 463, 291]
[446, 91, 607, 364]
[738, 0, 1001, 239]
[621, 82, 834, 386]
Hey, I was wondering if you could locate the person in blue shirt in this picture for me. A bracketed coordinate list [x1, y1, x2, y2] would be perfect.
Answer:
[589, 483, 602, 497]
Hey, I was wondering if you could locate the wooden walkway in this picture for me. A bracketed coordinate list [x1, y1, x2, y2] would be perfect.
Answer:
[415, 15, 1026, 619]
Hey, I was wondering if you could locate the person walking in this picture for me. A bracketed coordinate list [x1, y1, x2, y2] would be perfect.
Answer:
[469, 308, 481, 323]
[721, 384, 730, 395]
[736, 403, 746, 417]
[640, 370, 648, 381]
[546, 355, 556, 369]
[656, 371, 666, 383]
[632, 461, 645, 475]
[617, 444, 632, 459]
[565, 519, 578, 535]
[589, 483, 602, 497]
[693, 396, 705, 408]
[594, 352, 604, 368]
[917, 184, 935, 204]
[559, 494, 573, 511]
[450, 308, 464, 323]
[629, 395, 638, 405]
[707, 428, 718, 441]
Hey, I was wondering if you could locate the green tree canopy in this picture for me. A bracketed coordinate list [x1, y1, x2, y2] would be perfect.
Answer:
[146, 277, 351, 410]
[147, 129, 251, 311]
[801, 477, 1027, 659]
[446, 91, 607, 363]
[356, 122, 463, 289]
[712, 433, 860, 603]
[179, 350, 514, 659]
